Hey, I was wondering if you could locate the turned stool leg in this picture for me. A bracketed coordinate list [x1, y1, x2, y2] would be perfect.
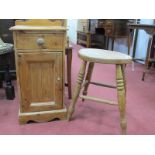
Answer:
[82, 62, 94, 101]
[116, 64, 127, 134]
[67, 61, 87, 121]
[121, 64, 126, 94]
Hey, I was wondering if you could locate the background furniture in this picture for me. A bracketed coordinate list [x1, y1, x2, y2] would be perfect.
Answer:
[77, 31, 90, 47]
[67, 48, 132, 134]
[77, 19, 105, 48]
[0, 19, 16, 80]
[65, 39, 72, 99]
[10, 19, 67, 124]
[77, 31, 97, 48]
[0, 38, 15, 100]
[96, 19, 134, 53]
[128, 23, 155, 80]
[77, 19, 134, 51]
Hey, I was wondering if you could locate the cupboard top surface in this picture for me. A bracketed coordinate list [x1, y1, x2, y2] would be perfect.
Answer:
[10, 25, 67, 31]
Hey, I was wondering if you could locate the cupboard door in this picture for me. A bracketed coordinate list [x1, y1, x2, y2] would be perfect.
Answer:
[18, 52, 63, 112]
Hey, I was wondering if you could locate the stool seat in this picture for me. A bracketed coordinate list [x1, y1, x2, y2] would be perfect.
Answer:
[78, 48, 132, 64]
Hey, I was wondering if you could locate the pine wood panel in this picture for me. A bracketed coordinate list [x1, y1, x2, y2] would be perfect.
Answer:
[18, 52, 63, 113]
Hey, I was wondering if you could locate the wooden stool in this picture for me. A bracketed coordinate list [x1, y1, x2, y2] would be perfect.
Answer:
[65, 45, 72, 99]
[67, 48, 132, 134]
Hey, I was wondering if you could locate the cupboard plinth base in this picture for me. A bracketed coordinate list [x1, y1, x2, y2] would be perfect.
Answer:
[19, 107, 67, 124]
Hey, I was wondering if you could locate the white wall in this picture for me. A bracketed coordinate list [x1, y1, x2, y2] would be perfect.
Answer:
[67, 19, 78, 44]
[135, 19, 154, 61]
[111, 37, 129, 54]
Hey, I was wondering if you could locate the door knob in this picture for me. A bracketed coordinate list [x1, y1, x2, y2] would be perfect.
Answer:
[57, 77, 61, 81]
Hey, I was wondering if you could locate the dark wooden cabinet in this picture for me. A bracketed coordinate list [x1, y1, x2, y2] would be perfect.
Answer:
[96, 19, 131, 36]
[77, 19, 134, 50]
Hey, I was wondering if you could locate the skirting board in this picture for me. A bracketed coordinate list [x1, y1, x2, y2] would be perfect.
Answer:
[19, 107, 67, 124]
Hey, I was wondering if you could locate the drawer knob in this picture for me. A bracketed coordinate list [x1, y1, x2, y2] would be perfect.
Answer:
[36, 38, 45, 46]
[57, 77, 61, 81]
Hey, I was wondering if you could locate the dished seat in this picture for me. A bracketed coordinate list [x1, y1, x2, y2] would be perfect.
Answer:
[78, 48, 132, 64]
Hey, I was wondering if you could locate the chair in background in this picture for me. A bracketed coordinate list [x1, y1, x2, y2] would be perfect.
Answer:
[0, 38, 15, 100]
[0, 19, 16, 79]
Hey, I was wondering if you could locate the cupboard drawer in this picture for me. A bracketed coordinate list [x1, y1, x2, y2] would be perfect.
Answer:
[16, 33, 64, 50]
